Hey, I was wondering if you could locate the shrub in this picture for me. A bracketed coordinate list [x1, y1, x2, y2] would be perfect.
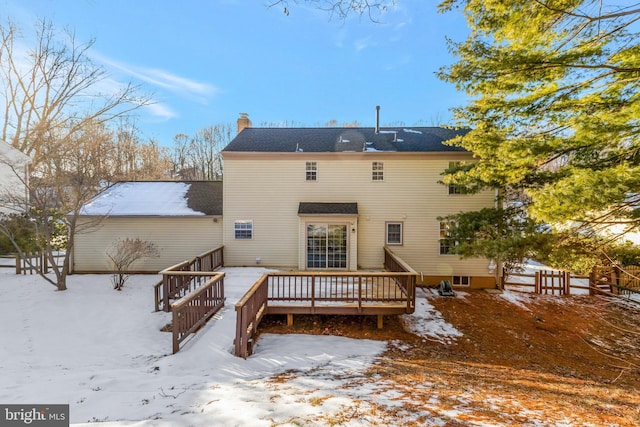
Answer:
[107, 238, 159, 290]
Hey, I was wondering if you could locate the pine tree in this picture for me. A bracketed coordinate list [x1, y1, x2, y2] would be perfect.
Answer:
[438, 1, 640, 264]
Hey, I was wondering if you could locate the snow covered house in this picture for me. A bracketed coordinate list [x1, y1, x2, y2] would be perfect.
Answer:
[0, 140, 30, 215]
[221, 123, 497, 288]
[71, 181, 222, 273]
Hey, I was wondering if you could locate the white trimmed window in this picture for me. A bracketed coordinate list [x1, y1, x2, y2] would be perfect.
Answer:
[453, 275, 470, 286]
[372, 161, 384, 181]
[439, 220, 456, 255]
[306, 161, 317, 181]
[234, 220, 253, 239]
[386, 222, 403, 245]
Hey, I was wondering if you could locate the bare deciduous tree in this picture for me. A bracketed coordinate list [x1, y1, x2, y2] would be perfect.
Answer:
[0, 19, 152, 167]
[30, 120, 117, 290]
[170, 124, 232, 181]
[0, 19, 159, 291]
[268, 0, 397, 21]
[111, 120, 172, 182]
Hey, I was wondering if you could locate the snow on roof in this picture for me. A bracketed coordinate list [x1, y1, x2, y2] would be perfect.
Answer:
[0, 140, 30, 165]
[80, 182, 206, 216]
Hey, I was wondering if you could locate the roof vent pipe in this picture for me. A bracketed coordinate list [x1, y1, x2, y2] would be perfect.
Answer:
[375, 105, 380, 133]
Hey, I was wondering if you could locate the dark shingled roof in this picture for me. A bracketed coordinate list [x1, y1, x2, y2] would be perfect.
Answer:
[222, 127, 469, 153]
[298, 202, 358, 215]
[186, 181, 223, 215]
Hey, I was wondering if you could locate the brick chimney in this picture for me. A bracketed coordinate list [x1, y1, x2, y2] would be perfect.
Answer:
[237, 113, 252, 134]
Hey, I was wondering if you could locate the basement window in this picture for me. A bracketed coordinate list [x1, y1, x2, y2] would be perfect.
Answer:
[453, 275, 470, 286]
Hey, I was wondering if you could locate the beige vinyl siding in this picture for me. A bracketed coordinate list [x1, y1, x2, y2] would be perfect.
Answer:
[223, 152, 495, 279]
[73, 216, 222, 273]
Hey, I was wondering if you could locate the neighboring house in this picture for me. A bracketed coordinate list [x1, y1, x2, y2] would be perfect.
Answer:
[0, 140, 30, 215]
[71, 181, 222, 273]
[222, 123, 497, 288]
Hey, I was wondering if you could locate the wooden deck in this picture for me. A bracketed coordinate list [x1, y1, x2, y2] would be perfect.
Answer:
[156, 246, 416, 357]
[234, 247, 417, 358]
[265, 272, 414, 315]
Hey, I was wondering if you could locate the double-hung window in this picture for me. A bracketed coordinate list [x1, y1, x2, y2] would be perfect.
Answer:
[372, 161, 384, 181]
[439, 220, 456, 255]
[386, 222, 403, 245]
[306, 161, 317, 181]
[234, 220, 253, 239]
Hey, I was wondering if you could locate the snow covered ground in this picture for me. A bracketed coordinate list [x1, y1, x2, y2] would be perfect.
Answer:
[0, 265, 460, 426]
[3, 257, 637, 426]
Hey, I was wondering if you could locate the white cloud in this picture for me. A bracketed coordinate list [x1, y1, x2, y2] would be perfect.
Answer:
[144, 102, 178, 120]
[354, 36, 373, 51]
[90, 51, 218, 101]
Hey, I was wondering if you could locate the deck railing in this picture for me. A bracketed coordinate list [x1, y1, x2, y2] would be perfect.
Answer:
[234, 274, 269, 359]
[383, 246, 416, 275]
[156, 245, 224, 312]
[234, 249, 417, 358]
[266, 272, 416, 313]
[171, 273, 225, 353]
[383, 246, 418, 304]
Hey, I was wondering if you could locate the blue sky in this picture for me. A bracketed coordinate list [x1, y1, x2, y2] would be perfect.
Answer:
[2, 0, 471, 145]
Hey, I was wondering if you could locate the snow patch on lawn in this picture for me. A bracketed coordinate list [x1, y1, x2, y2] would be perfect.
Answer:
[499, 290, 533, 311]
[402, 288, 463, 343]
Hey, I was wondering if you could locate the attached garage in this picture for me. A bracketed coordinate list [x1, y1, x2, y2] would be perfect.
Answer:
[71, 181, 222, 273]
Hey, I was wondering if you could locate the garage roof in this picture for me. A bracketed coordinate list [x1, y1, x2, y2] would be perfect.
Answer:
[80, 181, 223, 216]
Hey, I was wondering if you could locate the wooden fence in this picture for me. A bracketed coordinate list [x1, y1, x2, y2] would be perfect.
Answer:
[171, 273, 225, 353]
[13, 252, 65, 275]
[155, 246, 224, 312]
[502, 269, 590, 295]
[502, 266, 640, 297]
[591, 265, 640, 296]
[234, 247, 417, 359]
[0, 255, 17, 269]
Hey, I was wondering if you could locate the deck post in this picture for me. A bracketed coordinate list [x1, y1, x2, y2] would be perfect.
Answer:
[287, 313, 293, 327]
[377, 314, 383, 329]
[358, 276, 362, 313]
[163, 275, 171, 312]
